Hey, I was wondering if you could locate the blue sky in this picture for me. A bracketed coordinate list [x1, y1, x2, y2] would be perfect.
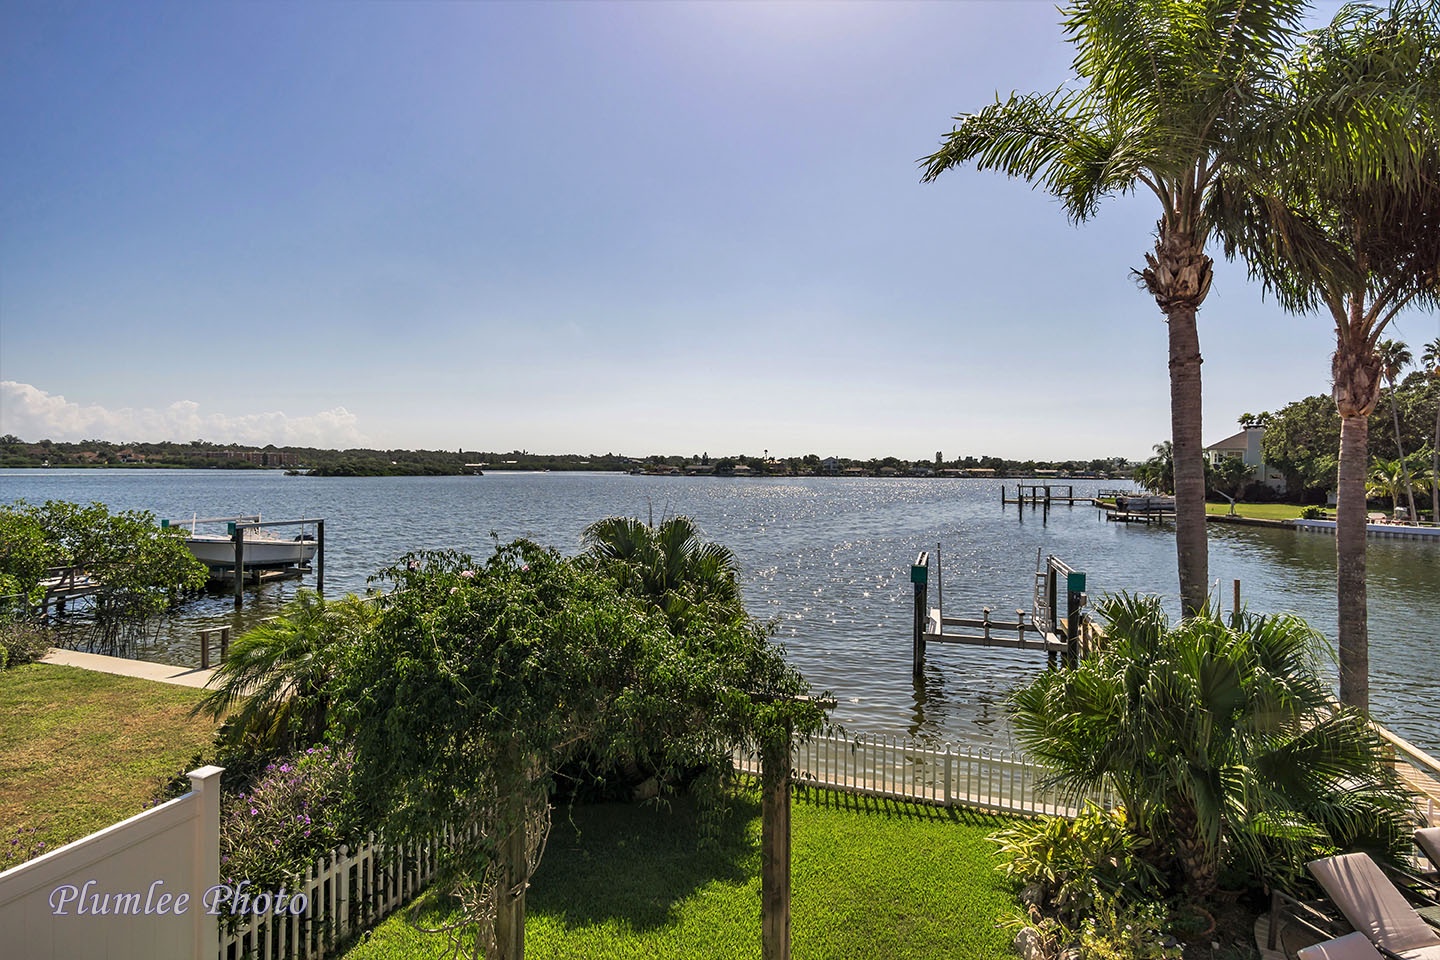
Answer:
[2, 0, 1434, 461]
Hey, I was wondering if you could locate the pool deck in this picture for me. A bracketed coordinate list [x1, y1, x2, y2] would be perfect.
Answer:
[39, 648, 217, 689]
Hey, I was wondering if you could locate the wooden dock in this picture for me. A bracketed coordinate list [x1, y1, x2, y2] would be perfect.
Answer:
[35, 566, 103, 618]
[1001, 484, 1093, 506]
[925, 610, 1068, 654]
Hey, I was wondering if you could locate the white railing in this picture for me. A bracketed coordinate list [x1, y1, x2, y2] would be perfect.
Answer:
[1376, 725, 1440, 828]
[734, 732, 1117, 818]
[220, 825, 477, 960]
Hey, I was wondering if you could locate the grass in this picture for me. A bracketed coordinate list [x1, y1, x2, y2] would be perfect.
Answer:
[340, 787, 1019, 960]
[1205, 502, 1312, 521]
[0, 662, 218, 869]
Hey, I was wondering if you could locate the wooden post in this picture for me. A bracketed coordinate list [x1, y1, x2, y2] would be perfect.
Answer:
[1232, 578, 1241, 627]
[761, 727, 792, 960]
[219, 626, 230, 661]
[233, 525, 245, 608]
[200, 628, 210, 670]
[316, 520, 325, 597]
[911, 552, 928, 678]
[495, 817, 527, 960]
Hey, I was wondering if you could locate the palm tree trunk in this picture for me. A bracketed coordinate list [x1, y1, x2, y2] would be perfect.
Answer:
[1388, 391, 1419, 521]
[1170, 797, 1218, 900]
[1336, 412, 1370, 711]
[1143, 222, 1212, 618]
[1333, 319, 1383, 711]
[1168, 301, 1209, 617]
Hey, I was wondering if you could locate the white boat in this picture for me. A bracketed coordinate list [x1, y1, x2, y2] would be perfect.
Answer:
[173, 516, 317, 569]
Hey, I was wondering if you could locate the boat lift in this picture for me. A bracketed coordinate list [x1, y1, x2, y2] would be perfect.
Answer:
[910, 547, 1088, 677]
[163, 515, 326, 607]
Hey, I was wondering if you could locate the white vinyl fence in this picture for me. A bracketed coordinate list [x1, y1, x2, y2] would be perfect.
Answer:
[735, 732, 1118, 817]
[0, 766, 223, 960]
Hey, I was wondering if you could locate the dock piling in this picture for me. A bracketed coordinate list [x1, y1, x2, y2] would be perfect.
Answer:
[911, 552, 929, 679]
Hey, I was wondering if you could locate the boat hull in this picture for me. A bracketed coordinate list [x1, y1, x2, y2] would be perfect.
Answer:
[186, 536, 317, 569]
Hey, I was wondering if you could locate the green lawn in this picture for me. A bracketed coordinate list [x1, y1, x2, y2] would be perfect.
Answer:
[342, 789, 1018, 960]
[1205, 502, 1310, 520]
[0, 662, 217, 869]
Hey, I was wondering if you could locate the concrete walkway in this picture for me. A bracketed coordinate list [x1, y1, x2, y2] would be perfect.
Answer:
[40, 648, 218, 689]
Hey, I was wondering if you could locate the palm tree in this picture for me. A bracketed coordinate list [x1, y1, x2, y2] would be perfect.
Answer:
[1009, 593, 1413, 901]
[582, 515, 744, 626]
[1423, 337, 1440, 522]
[1210, 1, 1440, 709]
[921, 0, 1307, 616]
[1134, 441, 1175, 495]
[194, 590, 379, 752]
[1377, 339, 1419, 521]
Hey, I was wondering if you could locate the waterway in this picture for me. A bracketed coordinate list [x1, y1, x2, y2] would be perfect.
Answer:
[3, 469, 1436, 754]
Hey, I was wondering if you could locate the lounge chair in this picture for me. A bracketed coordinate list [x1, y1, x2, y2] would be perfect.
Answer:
[1307, 852, 1440, 959]
[1419, 829, 1440, 874]
[1299, 932, 1386, 960]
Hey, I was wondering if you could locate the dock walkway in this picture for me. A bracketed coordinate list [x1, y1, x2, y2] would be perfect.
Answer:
[39, 648, 217, 689]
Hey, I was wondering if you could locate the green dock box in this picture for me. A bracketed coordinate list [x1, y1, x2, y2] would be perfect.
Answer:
[910, 564, 928, 585]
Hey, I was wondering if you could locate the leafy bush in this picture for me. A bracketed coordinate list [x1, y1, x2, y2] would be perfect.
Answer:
[1299, 505, 1326, 519]
[1077, 890, 1183, 960]
[220, 744, 363, 891]
[992, 803, 1157, 923]
[1002, 885, 1181, 960]
[0, 620, 52, 670]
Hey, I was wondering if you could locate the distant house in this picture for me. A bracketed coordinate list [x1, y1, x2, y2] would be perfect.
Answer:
[820, 457, 841, 476]
[1204, 426, 1286, 493]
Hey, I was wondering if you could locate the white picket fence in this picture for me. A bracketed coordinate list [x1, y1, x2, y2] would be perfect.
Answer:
[220, 825, 476, 960]
[734, 732, 1118, 817]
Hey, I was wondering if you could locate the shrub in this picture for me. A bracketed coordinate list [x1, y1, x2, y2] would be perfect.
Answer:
[1001, 885, 1181, 960]
[0, 620, 52, 670]
[220, 744, 363, 892]
[991, 803, 1157, 923]
[1299, 505, 1326, 519]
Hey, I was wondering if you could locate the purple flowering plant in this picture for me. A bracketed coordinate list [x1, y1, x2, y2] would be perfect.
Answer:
[219, 743, 361, 891]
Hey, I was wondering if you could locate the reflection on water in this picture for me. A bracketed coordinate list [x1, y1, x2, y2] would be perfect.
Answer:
[3, 470, 1436, 754]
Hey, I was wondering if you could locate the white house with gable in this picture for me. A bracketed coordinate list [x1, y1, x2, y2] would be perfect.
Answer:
[1203, 425, 1287, 493]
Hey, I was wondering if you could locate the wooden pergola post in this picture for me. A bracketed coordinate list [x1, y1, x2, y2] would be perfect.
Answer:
[761, 725, 792, 960]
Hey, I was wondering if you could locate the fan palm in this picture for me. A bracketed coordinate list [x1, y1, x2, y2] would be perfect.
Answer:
[1423, 337, 1440, 521]
[582, 515, 744, 626]
[921, 0, 1307, 616]
[1210, 1, 1440, 708]
[194, 590, 379, 752]
[1377, 339, 1419, 521]
[1009, 593, 1414, 901]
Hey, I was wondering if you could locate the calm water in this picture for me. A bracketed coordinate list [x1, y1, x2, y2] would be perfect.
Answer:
[3, 470, 1437, 754]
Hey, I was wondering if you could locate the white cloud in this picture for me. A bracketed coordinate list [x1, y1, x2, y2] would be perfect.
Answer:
[0, 382, 368, 448]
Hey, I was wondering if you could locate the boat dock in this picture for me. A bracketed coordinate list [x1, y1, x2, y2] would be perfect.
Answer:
[34, 566, 104, 619]
[1097, 493, 1176, 524]
[1001, 484, 1093, 506]
[909, 548, 1094, 676]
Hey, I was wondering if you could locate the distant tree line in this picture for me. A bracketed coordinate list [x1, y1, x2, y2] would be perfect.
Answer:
[0, 435, 1136, 478]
